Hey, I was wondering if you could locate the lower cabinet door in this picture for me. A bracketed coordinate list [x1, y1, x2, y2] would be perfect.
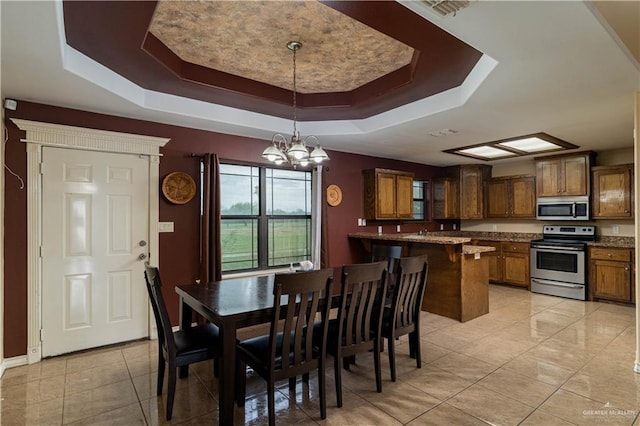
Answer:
[502, 253, 529, 287]
[592, 260, 632, 302]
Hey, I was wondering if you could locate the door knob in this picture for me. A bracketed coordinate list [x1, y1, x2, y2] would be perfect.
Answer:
[138, 253, 147, 261]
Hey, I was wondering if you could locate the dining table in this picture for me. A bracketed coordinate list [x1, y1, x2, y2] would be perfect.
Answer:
[175, 273, 336, 426]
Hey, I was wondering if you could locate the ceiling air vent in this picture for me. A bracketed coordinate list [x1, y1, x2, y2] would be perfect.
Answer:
[422, 0, 470, 16]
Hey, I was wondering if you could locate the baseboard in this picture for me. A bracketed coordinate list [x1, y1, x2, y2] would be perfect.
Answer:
[1, 355, 29, 376]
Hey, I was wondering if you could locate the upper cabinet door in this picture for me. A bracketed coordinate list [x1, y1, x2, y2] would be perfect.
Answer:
[536, 159, 562, 197]
[486, 179, 509, 218]
[395, 174, 414, 218]
[562, 155, 588, 196]
[376, 173, 398, 218]
[592, 164, 633, 219]
[510, 176, 536, 218]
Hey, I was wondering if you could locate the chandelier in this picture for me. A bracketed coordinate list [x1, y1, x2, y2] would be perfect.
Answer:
[261, 41, 329, 167]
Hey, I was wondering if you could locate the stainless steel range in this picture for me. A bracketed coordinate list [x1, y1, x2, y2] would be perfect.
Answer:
[530, 225, 596, 300]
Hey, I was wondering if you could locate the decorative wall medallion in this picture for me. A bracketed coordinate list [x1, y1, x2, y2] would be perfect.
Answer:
[326, 184, 343, 207]
[162, 172, 196, 204]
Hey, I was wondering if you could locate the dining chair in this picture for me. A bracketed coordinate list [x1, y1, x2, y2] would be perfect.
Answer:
[380, 254, 428, 382]
[235, 268, 334, 426]
[144, 265, 221, 420]
[371, 244, 402, 287]
[321, 261, 388, 408]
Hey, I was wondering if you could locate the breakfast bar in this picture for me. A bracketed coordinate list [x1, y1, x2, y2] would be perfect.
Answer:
[349, 232, 495, 322]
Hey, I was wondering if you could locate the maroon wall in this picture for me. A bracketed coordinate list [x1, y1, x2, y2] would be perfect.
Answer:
[3, 101, 445, 357]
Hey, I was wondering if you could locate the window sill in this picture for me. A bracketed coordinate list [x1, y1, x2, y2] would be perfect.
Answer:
[222, 267, 293, 280]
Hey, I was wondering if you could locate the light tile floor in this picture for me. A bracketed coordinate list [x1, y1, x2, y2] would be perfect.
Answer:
[2, 285, 639, 425]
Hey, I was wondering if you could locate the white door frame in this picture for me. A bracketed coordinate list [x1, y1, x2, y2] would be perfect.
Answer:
[11, 119, 169, 364]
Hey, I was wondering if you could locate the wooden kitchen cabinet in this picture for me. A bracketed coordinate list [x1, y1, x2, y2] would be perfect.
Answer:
[536, 152, 594, 197]
[432, 177, 459, 219]
[501, 242, 530, 288]
[591, 164, 633, 219]
[433, 164, 491, 219]
[472, 240, 529, 287]
[363, 168, 414, 220]
[486, 175, 536, 218]
[589, 247, 634, 303]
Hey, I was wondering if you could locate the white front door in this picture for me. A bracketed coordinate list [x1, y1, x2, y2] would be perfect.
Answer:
[41, 147, 150, 356]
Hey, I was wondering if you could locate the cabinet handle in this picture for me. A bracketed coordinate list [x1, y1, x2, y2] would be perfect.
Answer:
[608, 253, 612, 257]
[625, 210, 629, 213]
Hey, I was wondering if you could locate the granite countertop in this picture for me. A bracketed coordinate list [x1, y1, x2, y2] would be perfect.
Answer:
[588, 236, 635, 249]
[349, 231, 635, 249]
[462, 245, 496, 255]
[348, 232, 471, 245]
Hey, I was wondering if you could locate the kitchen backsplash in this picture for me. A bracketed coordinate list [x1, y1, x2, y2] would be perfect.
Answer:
[461, 219, 635, 237]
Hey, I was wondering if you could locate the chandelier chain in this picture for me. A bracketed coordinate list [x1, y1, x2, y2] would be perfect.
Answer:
[292, 46, 297, 136]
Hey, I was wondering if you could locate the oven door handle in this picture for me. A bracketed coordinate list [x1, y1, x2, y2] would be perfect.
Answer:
[531, 278, 584, 289]
[531, 245, 583, 251]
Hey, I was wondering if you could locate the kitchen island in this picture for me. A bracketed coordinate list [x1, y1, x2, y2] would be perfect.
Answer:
[349, 232, 495, 322]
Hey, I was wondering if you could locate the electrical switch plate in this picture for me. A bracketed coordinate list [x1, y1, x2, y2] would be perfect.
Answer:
[492, 224, 498, 231]
[613, 225, 620, 235]
[453, 224, 457, 230]
[396, 225, 401, 232]
[474, 252, 480, 260]
[159, 222, 174, 233]
[440, 224, 444, 231]
[357, 218, 362, 226]
[362, 219, 366, 226]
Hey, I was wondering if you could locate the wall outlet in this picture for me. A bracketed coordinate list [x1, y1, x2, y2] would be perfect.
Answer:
[377, 226, 383, 234]
[440, 224, 444, 231]
[396, 224, 401, 232]
[492, 224, 498, 231]
[362, 218, 366, 226]
[159, 222, 174, 233]
[453, 223, 457, 230]
[613, 225, 620, 235]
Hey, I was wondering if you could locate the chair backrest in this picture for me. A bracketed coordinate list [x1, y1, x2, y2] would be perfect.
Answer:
[269, 269, 334, 374]
[144, 265, 176, 357]
[371, 245, 402, 277]
[390, 255, 428, 332]
[338, 261, 388, 348]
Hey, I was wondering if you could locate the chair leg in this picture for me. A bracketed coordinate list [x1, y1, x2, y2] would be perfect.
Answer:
[289, 377, 296, 391]
[178, 365, 189, 378]
[334, 354, 343, 408]
[236, 360, 247, 408]
[267, 380, 276, 426]
[318, 362, 327, 420]
[373, 342, 382, 393]
[388, 336, 397, 382]
[166, 361, 177, 420]
[412, 330, 422, 368]
[342, 357, 350, 370]
[156, 356, 165, 396]
[302, 372, 310, 383]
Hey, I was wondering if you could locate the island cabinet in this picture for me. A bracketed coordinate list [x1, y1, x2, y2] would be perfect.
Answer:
[486, 176, 536, 218]
[363, 168, 414, 220]
[535, 151, 594, 197]
[472, 240, 530, 288]
[591, 164, 634, 219]
[589, 247, 634, 304]
[432, 164, 491, 219]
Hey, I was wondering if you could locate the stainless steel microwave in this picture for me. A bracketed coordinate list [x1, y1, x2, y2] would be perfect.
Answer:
[536, 196, 589, 221]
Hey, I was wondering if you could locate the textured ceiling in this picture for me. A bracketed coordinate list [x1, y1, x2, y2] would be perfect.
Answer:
[149, 1, 415, 94]
[61, 1, 483, 121]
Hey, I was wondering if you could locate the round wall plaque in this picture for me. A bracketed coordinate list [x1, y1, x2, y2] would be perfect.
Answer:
[162, 172, 197, 205]
[326, 184, 343, 207]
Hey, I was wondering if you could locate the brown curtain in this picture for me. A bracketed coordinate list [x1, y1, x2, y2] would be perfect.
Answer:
[200, 153, 222, 283]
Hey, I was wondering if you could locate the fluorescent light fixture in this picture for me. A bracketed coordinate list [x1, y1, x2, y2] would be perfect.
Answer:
[498, 137, 559, 152]
[444, 132, 578, 161]
[458, 146, 514, 158]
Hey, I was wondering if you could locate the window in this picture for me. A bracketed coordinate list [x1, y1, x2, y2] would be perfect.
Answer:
[412, 180, 429, 221]
[219, 164, 312, 272]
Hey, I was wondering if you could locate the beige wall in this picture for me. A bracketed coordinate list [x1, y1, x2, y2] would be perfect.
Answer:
[461, 147, 636, 237]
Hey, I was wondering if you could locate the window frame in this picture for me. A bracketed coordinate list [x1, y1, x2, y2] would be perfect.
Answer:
[219, 162, 313, 273]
